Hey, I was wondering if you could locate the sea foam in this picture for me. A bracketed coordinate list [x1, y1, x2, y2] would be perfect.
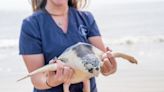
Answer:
[0, 39, 18, 49]
[0, 35, 164, 49]
[103, 35, 164, 45]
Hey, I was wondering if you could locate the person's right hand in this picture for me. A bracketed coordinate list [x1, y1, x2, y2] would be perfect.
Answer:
[46, 60, 74, 87]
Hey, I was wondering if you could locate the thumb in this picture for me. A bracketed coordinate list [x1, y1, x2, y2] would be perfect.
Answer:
[102, 53, 107, 61]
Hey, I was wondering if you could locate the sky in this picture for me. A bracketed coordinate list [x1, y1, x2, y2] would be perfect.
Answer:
[0, 0, 163, 11]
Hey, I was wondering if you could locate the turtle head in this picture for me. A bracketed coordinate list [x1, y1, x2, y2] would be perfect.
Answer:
[82, 54, 101, 77]
[71, 42, 103, 76]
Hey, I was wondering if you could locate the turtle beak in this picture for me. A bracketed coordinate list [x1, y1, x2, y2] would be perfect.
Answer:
[92, 67, 100, 77]
[93, 70, 99, 77]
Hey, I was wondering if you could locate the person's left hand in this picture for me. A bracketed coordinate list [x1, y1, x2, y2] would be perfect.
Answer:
[101, 47, 117, 76]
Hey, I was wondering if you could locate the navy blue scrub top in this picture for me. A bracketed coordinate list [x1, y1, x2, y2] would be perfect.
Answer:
[19, 7, 101, 92]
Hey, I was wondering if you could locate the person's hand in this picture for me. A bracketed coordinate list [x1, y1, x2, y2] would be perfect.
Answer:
[101, 47, 117, 76]
[46, 60, 74, 87]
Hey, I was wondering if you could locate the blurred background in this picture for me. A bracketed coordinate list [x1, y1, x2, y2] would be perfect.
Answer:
[0, 0, 164, 92]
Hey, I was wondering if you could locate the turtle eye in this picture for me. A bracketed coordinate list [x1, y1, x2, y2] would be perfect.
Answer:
[95, 67, 99, 71]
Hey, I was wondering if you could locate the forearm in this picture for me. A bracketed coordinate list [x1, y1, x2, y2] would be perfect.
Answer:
[22, 54, 62, 89]
[88, 36, 106, 52]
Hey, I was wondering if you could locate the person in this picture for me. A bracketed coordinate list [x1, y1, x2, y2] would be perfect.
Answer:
[19, 0, 117, 92]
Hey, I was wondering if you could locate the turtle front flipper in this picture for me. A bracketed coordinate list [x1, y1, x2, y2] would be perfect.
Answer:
[17, 64, 57, 82]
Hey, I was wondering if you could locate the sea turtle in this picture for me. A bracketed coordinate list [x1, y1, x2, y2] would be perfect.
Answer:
[17, 42, 138, 92]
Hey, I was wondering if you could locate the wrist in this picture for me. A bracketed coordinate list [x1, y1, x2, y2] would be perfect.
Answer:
[46, 76, 53, 88]
[46, 73, 64, 88]
[46, 78, 53, 88]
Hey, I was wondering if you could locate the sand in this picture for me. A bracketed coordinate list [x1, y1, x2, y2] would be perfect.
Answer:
[0, 42, 164, 92]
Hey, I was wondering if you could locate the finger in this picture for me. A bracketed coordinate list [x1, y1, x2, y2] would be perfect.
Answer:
[106, 52, 117, 67]
[66, 68, 74, 83]
[110, 60, 117, 74]
[106, 51, 113, 58]
[55, 61, 64, 81]
[49, 59, 55, 64]
[101, 58, 112, 74]
[46, 71, 55, 82]
[102, 53, 107, 61]
[106, 47, 112, 52]
[49, 57, 58, 64]
[106, 52, 117, 74]
[64, 67, 73, 84]
[56, 60, 65, 65]
[103, 58, 112, 70]
[63, 67, 69, 83]
[102, 51, 112, 61]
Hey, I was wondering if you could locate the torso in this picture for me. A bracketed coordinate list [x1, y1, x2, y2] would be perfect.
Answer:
[23, 7, 98, 92]
[51, 14, 68, 33]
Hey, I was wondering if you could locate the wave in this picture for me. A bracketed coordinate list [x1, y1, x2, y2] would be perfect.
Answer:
[0, 35, 164, 49]
[103, 35, 164, 45]
[0, 39, 18, 49]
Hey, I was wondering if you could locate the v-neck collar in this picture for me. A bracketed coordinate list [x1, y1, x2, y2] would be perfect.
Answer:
[43, 7, 72, 35]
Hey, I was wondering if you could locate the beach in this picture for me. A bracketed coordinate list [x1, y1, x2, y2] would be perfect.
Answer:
[0, 1, 164, 92]
[1, 42, 164, 92]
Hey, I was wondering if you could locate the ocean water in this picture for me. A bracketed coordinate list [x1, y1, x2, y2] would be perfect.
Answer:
[0, 1, 164, 92]
[0, 1, 164, 48]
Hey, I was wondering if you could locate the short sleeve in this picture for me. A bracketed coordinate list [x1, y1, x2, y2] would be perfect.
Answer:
[82, 11, 101, 38]
[19, 18, 42, 55]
